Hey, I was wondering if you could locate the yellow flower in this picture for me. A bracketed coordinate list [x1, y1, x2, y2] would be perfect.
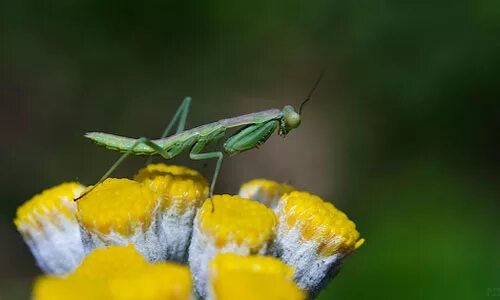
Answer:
[209, 253, 306, 300]
[16, 162, 365, 299]
[189, 195, 277, 297]
[76, 178, 163, 261]
[33, 245, 193, 300]
[135, 163, 208, 212]
[134, 163, 209, 262]
[274, 191, 364, 297]
[14, 182, 85, 274]
[238, 179, 296, 208]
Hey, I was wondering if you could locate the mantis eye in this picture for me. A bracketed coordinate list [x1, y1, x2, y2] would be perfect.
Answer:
[285, 111, 301, 129]
[281, 105, 301, 135]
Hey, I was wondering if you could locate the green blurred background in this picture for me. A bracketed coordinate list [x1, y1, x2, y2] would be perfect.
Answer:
[1, 1, 499, 299]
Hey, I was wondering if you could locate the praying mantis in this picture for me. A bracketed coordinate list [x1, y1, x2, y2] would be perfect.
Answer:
[80, 74, 323, 209]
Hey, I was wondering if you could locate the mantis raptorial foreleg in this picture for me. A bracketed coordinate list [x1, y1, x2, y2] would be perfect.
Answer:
[190, 151, 223, 211]
[190, 152, 223, 195]
[190, 139, 224, 211]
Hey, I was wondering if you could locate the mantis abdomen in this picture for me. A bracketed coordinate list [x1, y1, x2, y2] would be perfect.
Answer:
[86, 123, 226, 157]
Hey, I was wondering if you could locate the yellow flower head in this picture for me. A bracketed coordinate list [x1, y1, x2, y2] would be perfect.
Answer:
[135, 163, 209, 212]
[77, 178, 158, 236]
[15, 182, 84, 231]
[135, 163, 210, 262]
[189, 195, 278, 297]
[210, 253, 294, 280]
[238, 179, 295, 208]
[14, 182, 86, 274]
[209, 253, 305, 300]
[108, 263, 192, 300]
[72, 245, 147, 279]
[33, 245, 193, 300]
[33, 276, 107, 300]
[275, 191, 364, 296]
[280, 191, 364, 256]
[198, 195, 277, 251]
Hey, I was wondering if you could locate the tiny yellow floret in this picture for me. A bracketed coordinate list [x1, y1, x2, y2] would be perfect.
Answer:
[77, 178, 157, 236]
[239, 179, 295, 207]
[210, 253, 305, 300]
[15, 182, 84, 230]
[280, 191, 364, 256]
[135, 164, 209, 212]
[198, 195, 277, 251]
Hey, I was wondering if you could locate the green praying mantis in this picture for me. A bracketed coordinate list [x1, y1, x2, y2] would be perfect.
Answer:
[79, 73, 323, 210]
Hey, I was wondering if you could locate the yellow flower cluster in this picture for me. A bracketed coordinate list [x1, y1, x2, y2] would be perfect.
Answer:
[15, 164, 364, 299]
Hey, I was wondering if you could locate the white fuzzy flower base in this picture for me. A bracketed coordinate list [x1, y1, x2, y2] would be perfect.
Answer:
[80, 216, 163, 262]
[238, 185, 279, 209]
[18, 214, 84, 275]
[273, 223, 344, 298]
[80, 206, 197, 263]
[158, 207, 197, 263]
[188, 214, 270, 298]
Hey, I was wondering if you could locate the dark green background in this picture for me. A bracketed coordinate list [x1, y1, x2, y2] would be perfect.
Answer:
[1, 1, 499, 299]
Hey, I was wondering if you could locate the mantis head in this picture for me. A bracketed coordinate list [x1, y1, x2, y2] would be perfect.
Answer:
[279, 70, 324, 136]
[279, 105, 301, 136]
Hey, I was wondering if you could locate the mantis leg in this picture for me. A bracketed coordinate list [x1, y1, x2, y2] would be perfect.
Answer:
[147, 97, 191, 164]
[76, 137, 172, 200]
[190, 141, 224, 212]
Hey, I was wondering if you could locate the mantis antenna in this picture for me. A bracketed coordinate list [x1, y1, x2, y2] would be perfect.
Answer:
[299, 70, 325, 115]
